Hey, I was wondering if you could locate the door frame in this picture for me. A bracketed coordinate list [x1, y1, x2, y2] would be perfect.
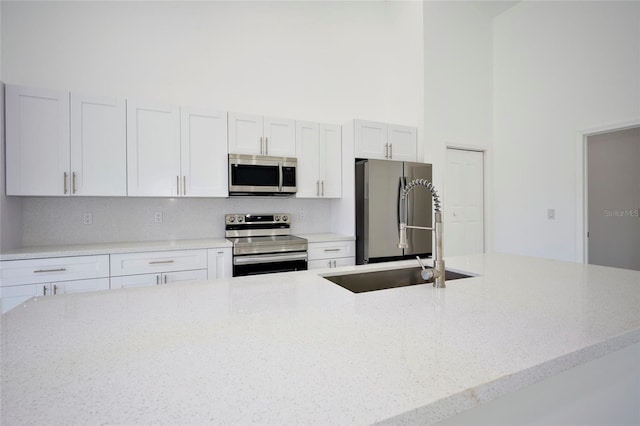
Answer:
[576, 119, 640, 264]
[444, 144, 489, 254]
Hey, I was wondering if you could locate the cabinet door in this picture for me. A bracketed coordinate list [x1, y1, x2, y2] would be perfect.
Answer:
[127, 100, 181, 196]
[295, 121, 321, 198]
[0, 282, 46, 314]
[388, 124, 417, 162]
[164, 269, 207, 284]
[110, 274, 159, 289]
[319, 124, 342, 198]
[228, 112, 263, 155]
[181, 108, 228, 197]
[263, 116, 296, 157]
[52, 278, 110, 294]
[207, 248, 232, 279]
[354, 120, 387, 160]
[5, 84, 70, 196]
[70, 94, 127, 196]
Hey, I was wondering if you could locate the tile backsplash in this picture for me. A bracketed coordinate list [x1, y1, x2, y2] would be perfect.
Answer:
[22, 197, 333, 247]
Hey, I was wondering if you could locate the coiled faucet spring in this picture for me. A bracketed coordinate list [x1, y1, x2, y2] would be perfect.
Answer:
[400, 179, 442, 213]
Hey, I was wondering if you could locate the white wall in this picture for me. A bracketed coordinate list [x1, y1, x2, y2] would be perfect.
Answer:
[1, 0, 424, 246]
[493, 1, 640, 261]
[423, 1, 494, 250]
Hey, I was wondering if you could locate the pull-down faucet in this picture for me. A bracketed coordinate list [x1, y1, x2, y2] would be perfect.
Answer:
[398, 179, 446, 288]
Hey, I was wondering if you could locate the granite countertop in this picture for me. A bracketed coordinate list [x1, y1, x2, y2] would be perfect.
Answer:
[2, 253, 639, 424]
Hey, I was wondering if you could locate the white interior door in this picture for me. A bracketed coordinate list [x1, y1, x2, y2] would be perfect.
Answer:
[587, 127, 640, 271]
[444, 148, 484, 256]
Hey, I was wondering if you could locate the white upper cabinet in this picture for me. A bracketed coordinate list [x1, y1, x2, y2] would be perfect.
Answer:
[228, 112, 295, 157]
[5, 84, 127, 196]
[263, 116, 296, 157]
[127, 100, 182, 196]
[127, 101, 228, 197]
[180, 108, 228, 197]
[6, 84, 70, 196]
[387, 124, 418, 162]
[354, 120, 387, 161]
[70, 94, 127, 196]
[353, 119, 417, 162]
[296, 122, 342, 198]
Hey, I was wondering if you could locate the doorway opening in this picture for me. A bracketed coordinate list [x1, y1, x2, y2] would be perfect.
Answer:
[584, 125, 640, 271]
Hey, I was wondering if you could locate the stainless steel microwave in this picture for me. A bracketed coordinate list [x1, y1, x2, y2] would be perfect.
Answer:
[228, 154, 297, 195]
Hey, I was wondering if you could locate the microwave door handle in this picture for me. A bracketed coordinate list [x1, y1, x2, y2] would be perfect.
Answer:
[278, 162, 283, 193]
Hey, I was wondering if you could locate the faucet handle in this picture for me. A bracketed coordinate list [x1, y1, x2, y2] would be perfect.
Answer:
[416, 256, 435, 281]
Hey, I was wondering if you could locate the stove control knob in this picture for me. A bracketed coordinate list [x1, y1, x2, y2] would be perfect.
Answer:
[228, 216, 235, 223]
[275, 215, 281, 221]
[282, 215, 289, 222]
[237, 216, 244, 223]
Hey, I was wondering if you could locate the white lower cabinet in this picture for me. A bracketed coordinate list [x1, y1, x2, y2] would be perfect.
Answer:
[207, 248, 232, 280]
[110, 270, 208, 289]
[307, 240, 355, 270]
[0, 255, 110, 313]
[110, 249, 208, 289]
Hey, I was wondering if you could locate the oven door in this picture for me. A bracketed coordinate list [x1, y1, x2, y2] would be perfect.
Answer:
[233, 252, 307, 277]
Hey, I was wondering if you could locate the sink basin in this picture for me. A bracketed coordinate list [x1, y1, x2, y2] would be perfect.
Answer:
[323, 267, 473, 293]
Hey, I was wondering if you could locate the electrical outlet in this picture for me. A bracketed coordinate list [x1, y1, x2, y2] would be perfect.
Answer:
[547, 209, 555, 220]
[83, 212, 93, 225]
[155, 212, 163, 223]
[298, 210, 305, 221]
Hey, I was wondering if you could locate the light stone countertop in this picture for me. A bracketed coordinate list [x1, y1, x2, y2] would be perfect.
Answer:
[297, 232, 355, 243]
[0, 234, 351, 261]
[2, 253, 640, 424]
[0, 238, 233, 261]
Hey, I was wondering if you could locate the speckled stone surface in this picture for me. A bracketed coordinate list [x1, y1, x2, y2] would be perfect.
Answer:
[297, 233, 355, 243]
[2, 253, 639, 425]
[0, 238, 232, 261]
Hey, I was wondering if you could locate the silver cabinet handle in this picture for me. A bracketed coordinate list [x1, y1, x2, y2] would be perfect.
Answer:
[149, 260, 175, 265]
[156, 275, 160, 285]
[176, 176, 180, 196]
[321, 180, 325, 196]
[72, 172, 77, 194]
[389, 143, 393, 159]
[63, 172, 68, 194]
[53, 285, 58, 295]
[34, 268, 67, 273]
[164, 275, 168, 284]
[317, 181, 320, 196]
[43, 285, 48, 296]
[333, 260, 337, 268]
[260, 136, 264, 155]
[265, 137, 269, 155]
[324, 248, 341, 252]
[183, 176, 186, 196]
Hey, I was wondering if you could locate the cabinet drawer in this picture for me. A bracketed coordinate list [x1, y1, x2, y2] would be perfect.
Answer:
[0, 255, 109, 287]
[308, 241, 355, 261]
[110, 249, 207, 276]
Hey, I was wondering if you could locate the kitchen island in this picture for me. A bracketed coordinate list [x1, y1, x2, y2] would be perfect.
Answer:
[1, 253, 639, 425]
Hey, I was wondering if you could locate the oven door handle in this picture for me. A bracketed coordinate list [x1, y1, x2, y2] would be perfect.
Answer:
[234, 252, 307, 265]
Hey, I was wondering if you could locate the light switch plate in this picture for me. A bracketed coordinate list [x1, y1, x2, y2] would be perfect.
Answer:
[83, 212, 93, 225]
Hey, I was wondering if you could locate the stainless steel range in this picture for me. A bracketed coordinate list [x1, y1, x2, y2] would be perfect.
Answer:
[225, 213, 308, 276]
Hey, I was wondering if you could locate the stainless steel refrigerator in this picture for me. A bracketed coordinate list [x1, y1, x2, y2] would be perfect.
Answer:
[355, 159, 432, 264]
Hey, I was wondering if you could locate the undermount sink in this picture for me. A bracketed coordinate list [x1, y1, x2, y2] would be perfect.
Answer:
[323, 267, 474, 293]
